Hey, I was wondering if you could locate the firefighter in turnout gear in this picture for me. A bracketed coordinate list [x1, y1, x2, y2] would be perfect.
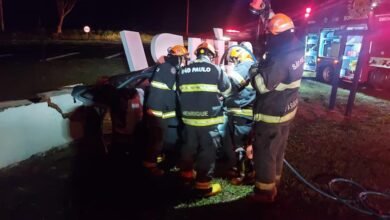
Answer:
[249, 13, 304, 202]
[222, 43, 256, 185]
[143, 45, 189, 176]
[178, 42, 231, 197]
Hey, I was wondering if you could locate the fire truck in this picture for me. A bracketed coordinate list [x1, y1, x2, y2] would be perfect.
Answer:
[303, 0, 390, 90]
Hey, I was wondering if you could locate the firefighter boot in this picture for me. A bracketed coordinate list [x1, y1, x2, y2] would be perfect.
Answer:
[230, 151, 255, 185]
[230, 148, 246, 185]
[180, 170, 196, 186]
[227, 167, 244, 185]
[195, 182, 222, 197]
[230, 170, 255, 185]
[230, 176, 245, 185]
[143, 161, 165, 177]
[244, 170, 256, 185]
[243, 160, 255, 184]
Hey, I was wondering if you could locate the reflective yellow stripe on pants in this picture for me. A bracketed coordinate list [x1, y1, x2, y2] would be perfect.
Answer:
[255, 181, 276, 190]
[149, 110, 176, 119]
[182, 116, 224, 126]
[227, 108, 253, 117]
[253, 108, 297, 123]
[195, 181, 211, 190]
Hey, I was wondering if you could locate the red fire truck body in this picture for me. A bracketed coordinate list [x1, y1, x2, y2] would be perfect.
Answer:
[303, 1, 390, 90]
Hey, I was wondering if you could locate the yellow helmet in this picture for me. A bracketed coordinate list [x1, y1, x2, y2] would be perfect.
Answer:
[195, 42, 217, 58]
[168, 45, 189, 56]
[267, 13, 294, 35]
[228, 47, 253, 63]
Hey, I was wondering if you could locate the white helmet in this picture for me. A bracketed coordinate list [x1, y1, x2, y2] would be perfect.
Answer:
[240, 41, 253, 53]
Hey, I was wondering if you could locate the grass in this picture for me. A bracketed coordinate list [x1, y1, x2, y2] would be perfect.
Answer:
[174, 179, 253, 209]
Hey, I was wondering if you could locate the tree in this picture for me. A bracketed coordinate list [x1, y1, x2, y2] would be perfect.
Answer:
[0, 0, 4, 32]
[56, 0, 77, 34]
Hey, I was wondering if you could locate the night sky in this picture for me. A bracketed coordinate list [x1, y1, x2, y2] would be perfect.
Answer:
[3, 0, 322, 33]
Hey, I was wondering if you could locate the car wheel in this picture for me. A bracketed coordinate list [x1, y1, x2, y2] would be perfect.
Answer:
[322, 66, 334, 83]
[369, 70, 386, 91]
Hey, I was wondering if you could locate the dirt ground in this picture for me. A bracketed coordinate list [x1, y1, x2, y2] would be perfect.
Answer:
[0, 79, 389, 220]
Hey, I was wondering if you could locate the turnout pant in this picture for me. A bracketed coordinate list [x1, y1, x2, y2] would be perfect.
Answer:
[180, 125, 221, 183]
[144, 115, 179, 163]
[222, 114, 253, 170]
[253, 121, 290, 190]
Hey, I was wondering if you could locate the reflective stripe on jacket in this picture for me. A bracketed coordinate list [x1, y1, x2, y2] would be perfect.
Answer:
[182, 116, 225, 126]
[145, 62, 177, 119]
[178, 56, 231, 126]
[253, 108, 297, 123]
[226, 108, 253, 118]
[252, 34, 304, 123]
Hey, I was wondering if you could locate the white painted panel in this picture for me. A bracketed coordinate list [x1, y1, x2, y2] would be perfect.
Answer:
[0, 97, 84, 168]
[150, 33, 184, 63]
[0, 100, 32, 110]
[214, 40, 225, 65]
[120, 31, 149, 71]
[49, 94, 83, 114]
[213, 28, 224, 40]
[188, 37, 202, 62]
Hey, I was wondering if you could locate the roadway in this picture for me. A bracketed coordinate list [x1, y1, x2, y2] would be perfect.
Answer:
[1, 42, 389, 102]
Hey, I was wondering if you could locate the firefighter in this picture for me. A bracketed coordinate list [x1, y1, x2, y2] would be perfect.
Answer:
[222, 43, 256, 185]
[143, 45, 189, 176]
[80, 77, 144, 156]
[104, 87, 144, 156]
[249, 13, 304, 202]
[178, 42, 231, 197]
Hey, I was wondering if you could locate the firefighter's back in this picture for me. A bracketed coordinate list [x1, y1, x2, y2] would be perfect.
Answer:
[179, 60, 225, 123]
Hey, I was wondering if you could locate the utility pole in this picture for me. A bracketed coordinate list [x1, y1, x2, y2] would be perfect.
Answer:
[255, 15, 265, 59]
[186, 0, 189, 36]
[0, 0, 4, 32]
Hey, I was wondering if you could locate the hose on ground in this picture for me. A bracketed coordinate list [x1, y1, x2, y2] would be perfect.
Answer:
[284, 159, 390, 219]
